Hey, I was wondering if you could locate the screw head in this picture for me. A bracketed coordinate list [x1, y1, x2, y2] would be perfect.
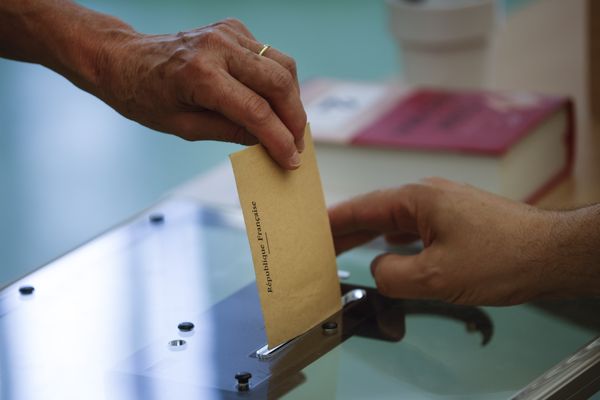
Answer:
[178, 322, 195, 332]
[235, 372, 252, 384]
[168, 339, 186, 350]
[19, 286, 35, 295]
[235, 371, 252, 391]
[322, 321, 338, 335]
[149, 213, 165, 224]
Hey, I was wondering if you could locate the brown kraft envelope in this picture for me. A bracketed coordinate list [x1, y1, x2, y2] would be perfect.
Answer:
[230, 125, 342, 348]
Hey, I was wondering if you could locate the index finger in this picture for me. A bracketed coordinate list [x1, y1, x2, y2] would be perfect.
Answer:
[209, 73, 301, 169]
[328, 186, 422, 237]
[228, 45, 307, 152]
[208, 23, 305, 151]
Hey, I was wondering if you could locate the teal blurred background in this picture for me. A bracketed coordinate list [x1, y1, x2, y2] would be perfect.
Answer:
[0, 0, 532, 286]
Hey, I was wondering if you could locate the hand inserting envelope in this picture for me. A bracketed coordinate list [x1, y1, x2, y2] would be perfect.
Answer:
[230, 125, 342, 348]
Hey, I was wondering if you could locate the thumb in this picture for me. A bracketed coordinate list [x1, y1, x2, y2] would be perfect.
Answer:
[371, 252, 439, 300]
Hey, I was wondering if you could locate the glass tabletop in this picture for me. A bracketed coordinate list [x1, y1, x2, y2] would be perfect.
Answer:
[1, 198, 597, 399]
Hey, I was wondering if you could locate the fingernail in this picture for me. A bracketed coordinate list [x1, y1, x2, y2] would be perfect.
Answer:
[297, 138, 305, 153]
[290, 151, 301, 168]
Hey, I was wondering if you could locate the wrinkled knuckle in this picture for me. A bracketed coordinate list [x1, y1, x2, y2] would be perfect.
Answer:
[244, 96, 272, 125]
[214, 22, 236, 36]
[282, 57, 298, 76]
[229, 126, 255, 146]
[198, 29, 226, 49]
[221, 17, 246, 31]
[270, 69, 294, 93]
[416, 257, 447, 296]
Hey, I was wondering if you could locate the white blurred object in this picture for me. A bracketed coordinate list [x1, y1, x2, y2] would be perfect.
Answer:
[386, 0, 498, 88]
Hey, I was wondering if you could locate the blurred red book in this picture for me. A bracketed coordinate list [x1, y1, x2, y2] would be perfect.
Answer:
[302, 78, 575, 203]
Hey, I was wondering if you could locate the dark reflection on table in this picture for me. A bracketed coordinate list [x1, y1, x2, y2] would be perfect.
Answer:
[265, 284, 494, 398]
[341, 284, 494, 346]
[342, 285, 493, 345]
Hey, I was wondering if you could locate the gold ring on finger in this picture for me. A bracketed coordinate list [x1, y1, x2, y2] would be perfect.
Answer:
[258, 44, 271, 56]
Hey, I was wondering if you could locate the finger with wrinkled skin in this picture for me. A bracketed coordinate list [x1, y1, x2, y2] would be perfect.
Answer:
[190, 69, 300, 169]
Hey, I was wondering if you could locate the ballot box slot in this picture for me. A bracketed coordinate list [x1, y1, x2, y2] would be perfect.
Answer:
[255, 288, 368, 360]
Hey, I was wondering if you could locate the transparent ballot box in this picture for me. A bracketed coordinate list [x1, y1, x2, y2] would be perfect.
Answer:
[0, 199, 598, 399]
